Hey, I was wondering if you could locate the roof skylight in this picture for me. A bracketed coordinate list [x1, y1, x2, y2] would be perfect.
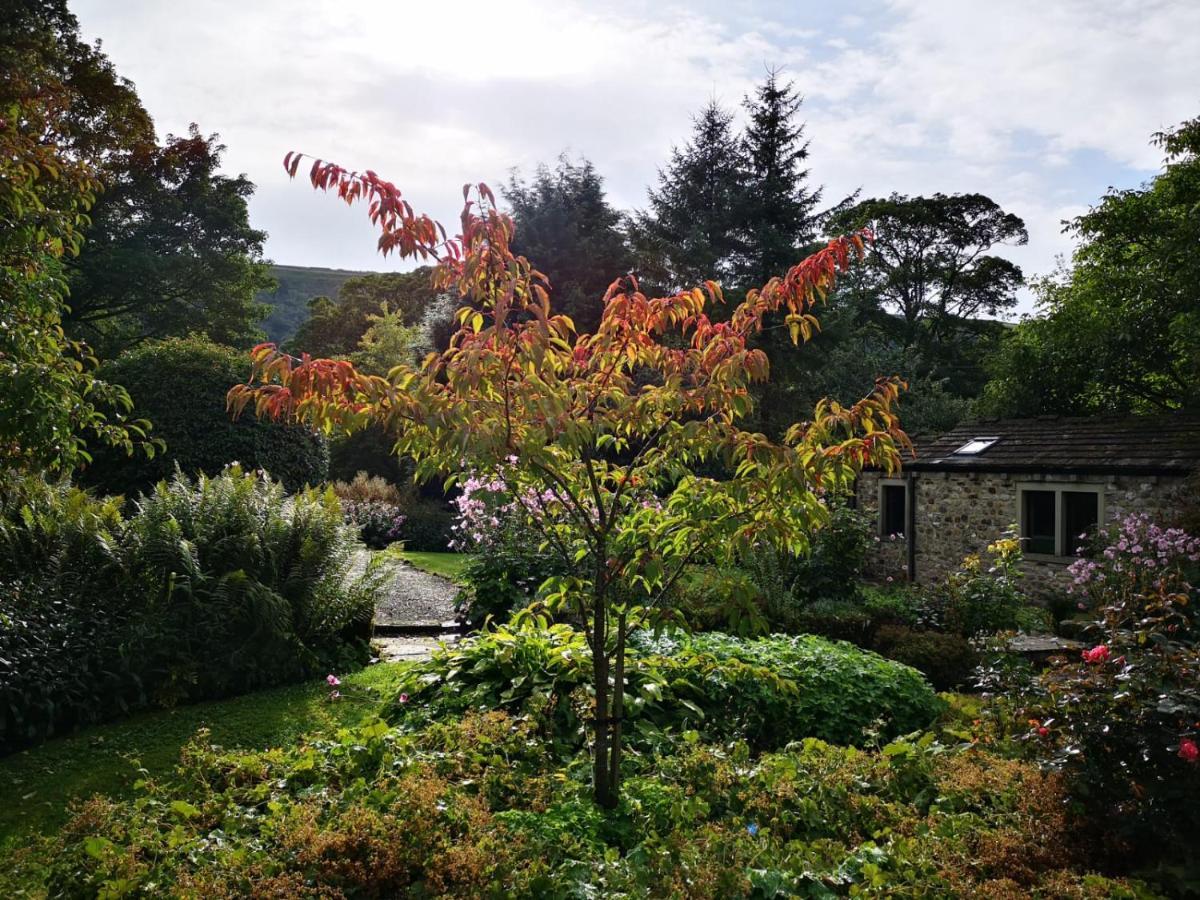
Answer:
[954, 437, 1000, 455]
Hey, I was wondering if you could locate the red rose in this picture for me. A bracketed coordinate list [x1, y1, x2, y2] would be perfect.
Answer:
[1180, 738, 1199, 763]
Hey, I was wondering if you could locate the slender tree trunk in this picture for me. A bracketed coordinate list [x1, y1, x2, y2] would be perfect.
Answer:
[591, 557, 617, 808]
[606, 608, 628, 801]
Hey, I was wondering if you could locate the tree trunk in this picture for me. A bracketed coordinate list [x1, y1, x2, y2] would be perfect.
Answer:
[606, 608, 628, 802]
[591, 560, 617, 808]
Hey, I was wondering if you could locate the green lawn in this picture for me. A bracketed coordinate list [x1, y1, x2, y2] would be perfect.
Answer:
[393, 549, 470, 583]
[0, 661, 410, 849]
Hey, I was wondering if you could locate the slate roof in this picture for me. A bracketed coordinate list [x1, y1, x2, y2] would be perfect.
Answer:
[906, 415, 1200, 476]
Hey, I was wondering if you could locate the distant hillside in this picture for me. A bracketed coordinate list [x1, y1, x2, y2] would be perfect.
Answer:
[257, 264, 379, 343]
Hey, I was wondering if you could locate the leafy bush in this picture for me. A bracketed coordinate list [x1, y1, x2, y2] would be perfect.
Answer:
[82, 336, 328, 498]
[873, 625, 979, 691]
[449, 474, 567, 624]
[399, 495, 456, 551]
[1, 711, 1159, 897]
[1007, 514, 1200, 885]
[331, 470, 403, 505]
[0, 467, 378, 750]
[739, 504, 872, 628]
[392, 624, 941, 751]
[920, 531, 1029, 636]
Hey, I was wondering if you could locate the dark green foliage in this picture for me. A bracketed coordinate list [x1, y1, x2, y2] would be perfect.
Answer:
[393, 625, 941, 751]
[505, 155, 633, 334]
[873, 625, 978, 691]
[63, 127, 275, 357]
[83, 336, 328, 498]
[981, 116, 1200, 417]
[257, 265, 372, 344]
[739, 504, 873, 627]
[0, 467, 377, 751]
[399, 497, 456, 552]
[735, 72, 823, 287]
[631, 101, 747, 291]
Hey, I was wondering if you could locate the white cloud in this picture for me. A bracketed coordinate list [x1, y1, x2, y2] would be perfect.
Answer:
[72, 0, 1199, 313]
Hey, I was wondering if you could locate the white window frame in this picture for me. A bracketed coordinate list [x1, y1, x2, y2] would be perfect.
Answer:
[877, 478, 908, 537]
[1016, 481, 1105, 562]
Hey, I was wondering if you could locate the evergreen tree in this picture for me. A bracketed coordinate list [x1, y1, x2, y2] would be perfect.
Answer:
[631, 101, 746, 291]
[505, 155, 632, 334]
[737, 71, 823, 287]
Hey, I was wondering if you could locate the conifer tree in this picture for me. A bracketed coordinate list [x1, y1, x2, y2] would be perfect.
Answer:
[737, 71, 823, 288]
[632, 101, 746, 291]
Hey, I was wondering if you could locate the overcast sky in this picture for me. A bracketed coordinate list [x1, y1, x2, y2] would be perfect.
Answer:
[74, 0, 1199, 316]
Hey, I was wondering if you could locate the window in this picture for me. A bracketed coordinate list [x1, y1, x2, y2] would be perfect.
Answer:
[954, 436, 999, 455]
[1017, 483, 1104, 559]
[880, 482, 907, 536]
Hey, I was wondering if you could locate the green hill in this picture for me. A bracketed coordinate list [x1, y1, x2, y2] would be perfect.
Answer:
[257, 264, 380, 343]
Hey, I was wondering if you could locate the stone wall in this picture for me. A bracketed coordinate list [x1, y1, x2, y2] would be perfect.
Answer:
[857, 470, 1190, 596]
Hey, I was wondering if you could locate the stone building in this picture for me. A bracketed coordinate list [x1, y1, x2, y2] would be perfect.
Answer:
[857, 415, 1200, 596]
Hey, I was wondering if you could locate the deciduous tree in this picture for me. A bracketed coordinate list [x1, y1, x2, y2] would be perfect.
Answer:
[230, 155, 908, 807]
[981, 117, 1200, 417]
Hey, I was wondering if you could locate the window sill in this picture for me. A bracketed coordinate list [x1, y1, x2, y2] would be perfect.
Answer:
[1023, 554, 1075, 566]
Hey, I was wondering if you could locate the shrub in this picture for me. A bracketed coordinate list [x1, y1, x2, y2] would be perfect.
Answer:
[450, 474, 567, 624]
[83, 336, 328, 498]
[0, 466, 378, 750]
[331, 470, 403, 505]
[392, 624, 941, 751]
[739, 504, 872, 629]
[920, 531, 1029, 636]
[1008, 514, 1200, 883]
[399, 496, 456, 551]
[873, 625, 979, 691]
[2, 713, 1159, 898]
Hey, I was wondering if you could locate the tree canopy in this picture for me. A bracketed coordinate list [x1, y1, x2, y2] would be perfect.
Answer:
[981, 116, 1200, 417]
[63, 127, 274, 355]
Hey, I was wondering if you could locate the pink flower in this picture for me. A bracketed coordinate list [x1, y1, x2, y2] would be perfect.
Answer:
[399, 693, 410, 704]
[326, 674, 341, 686]
[1037, 726, 1050, 737]
[1180, 738, 1199, 763]
[1081, 645, 1110, 665]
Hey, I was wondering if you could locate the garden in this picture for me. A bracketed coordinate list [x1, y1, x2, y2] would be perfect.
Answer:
[4, 6, 1200, 895]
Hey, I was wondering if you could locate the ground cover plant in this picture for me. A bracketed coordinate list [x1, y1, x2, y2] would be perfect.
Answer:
[0, 639, 1159, 897]
[229, 160, 909, 806]
[0, 466, 379, 751]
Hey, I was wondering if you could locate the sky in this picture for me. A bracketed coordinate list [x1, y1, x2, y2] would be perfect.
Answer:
[74, 0, 1200, 317]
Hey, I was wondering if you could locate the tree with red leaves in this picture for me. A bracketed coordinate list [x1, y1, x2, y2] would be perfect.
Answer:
[229, 154, 909, 807]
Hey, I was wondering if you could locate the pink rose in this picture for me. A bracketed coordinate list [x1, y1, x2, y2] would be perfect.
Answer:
[1081, 645, 1110, 665]
[399, 693, 410, 704]
[326, 674, 341, 686]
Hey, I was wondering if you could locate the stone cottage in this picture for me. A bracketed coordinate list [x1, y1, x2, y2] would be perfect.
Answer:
[856, 415, 1200, 595]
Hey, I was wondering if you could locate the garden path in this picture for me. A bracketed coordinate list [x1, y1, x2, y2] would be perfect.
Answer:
[349, 549, 462, 661]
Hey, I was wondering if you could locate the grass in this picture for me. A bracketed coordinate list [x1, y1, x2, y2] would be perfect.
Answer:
[393, 549, 470, 583]
[0, 661, 410, 850]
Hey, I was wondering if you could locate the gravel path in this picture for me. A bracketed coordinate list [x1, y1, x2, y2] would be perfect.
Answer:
[350, 549, 460, 628]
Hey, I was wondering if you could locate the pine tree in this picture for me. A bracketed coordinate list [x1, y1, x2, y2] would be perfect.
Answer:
[737, 71, 823, 287]
[632, 101, 746, 291]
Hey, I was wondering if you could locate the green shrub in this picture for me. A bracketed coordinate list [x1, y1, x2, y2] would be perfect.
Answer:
[872, 625, 979, 691]
[392, 624, 941, 750]
[920, 532, 1028, 636]
[0, 467, 378, 751]
[83, 336, 328, 498]
[400, 495, 456, 551]
[790, 598, 876, 645]
[739, 504, 872, 629]
[2, 712, 1159, 898]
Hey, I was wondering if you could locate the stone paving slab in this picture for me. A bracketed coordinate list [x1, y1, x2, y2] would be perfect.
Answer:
[374, 633, 459, 662]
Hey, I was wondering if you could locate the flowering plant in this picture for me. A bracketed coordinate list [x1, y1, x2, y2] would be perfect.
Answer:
[342, 499, 407, 549]
[1009, 515, 1200, 868]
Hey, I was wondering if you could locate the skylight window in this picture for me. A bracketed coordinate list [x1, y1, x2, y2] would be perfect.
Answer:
[954, 437, 1000, 455]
